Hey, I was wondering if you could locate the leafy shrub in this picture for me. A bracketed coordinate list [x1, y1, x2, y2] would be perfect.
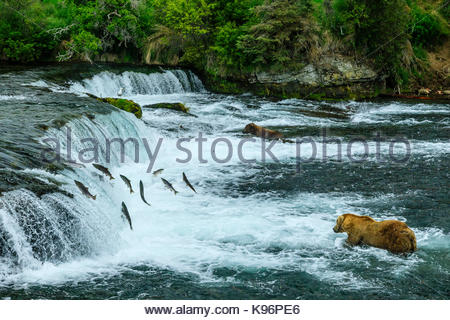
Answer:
[327, 0, 410, 84]
[0, 0, 60, 62]
[410, 7, 448, 48]
[440, 0, 450, 20]
[238, 0, 316, 71]
[412, 44, 427, 61]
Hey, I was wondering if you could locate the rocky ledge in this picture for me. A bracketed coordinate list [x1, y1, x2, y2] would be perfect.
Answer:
[143, 102, 190, 113]
[86, 94, 143, 119]
[205, 55, 386, 100]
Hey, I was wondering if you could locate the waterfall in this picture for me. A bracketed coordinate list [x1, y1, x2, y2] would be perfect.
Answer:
[0, 68, 205, 275]
[42, 111, 155, 166]
[0, 108, 157, 275]
[68, 70, 205, 97]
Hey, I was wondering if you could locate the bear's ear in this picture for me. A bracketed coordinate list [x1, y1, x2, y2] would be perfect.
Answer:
[333, 215, 345, 233]
[337, 215, 346, 228]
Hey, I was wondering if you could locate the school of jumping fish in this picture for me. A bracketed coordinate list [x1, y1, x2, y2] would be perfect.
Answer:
[74, 165, 196, 230]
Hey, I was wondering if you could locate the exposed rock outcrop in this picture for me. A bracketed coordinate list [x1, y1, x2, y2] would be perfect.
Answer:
[143, 102, 190, 113]
[86, 94, 142, 119]
[251, 57, 379, 87]
[204, 55, 386, 100]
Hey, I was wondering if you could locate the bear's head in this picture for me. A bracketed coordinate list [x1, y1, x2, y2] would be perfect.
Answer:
[334, 213, 371, 233]
[243, 123, 257, 134]
[333, 215, 347, 233]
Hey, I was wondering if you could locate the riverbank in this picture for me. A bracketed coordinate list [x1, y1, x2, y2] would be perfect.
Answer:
[2, 1, 448, 101]
[3, 60, 449, 102]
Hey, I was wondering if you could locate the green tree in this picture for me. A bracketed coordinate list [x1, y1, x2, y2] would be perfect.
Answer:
[410, 4, 449, 48]
[238, 0, 316, 71]
[328, 0, 410, 84]
[0, 0, 62, 62]
[208, 0, 261, 74]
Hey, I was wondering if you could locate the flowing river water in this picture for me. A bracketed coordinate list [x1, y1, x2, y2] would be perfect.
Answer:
[0, 64, 448, 299]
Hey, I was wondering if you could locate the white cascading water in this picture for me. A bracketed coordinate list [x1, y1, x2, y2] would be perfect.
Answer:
[0, 69, 448, 290]
[0, 111, 151, 279]
[68, 70, 205, 97]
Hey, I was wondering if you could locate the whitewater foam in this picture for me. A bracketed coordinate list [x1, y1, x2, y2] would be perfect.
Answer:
[0, 95, 27, 101]
[68, 70, 205, 97]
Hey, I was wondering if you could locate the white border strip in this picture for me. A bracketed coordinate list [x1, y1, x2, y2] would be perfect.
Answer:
[0, 300, 447, 320]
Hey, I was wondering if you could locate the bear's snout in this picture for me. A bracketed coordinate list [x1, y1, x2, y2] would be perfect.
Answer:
[333, 225, 340, 233]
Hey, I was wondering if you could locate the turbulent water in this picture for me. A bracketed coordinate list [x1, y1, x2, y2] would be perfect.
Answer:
[0, 64, 448, 299]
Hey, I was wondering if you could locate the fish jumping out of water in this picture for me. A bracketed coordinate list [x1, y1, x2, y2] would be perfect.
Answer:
[120, 175, 134, 193]
[74, 180, 96, 200]
[182, 172, 197, 193]
[117, 87, 124, 96]
[121, 202, 133, 230]
[93, 164, 114, 180]
[161, 178, 178, 195]
[152, 168, 164, 176]
[139, 180, 151, 206]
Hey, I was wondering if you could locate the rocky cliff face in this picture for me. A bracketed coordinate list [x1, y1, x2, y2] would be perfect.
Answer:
[205, 55, 386, 100]
[252, 56, 379, 86]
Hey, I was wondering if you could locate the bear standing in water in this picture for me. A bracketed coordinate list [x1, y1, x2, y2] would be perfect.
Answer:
[243, 123, 284, 140]
[333, 213, 417, 253]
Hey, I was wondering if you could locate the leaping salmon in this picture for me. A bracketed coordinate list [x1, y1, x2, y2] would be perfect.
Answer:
[161, 178, 178, 195]
[152, 168, 164, 176]
[139, 180, 151, 206]
[74, 180, 96, 200]
[121, 202, 133, 230]
[93, 164, 114, 180]
[182, 172, 197, 193]
[120, 175, 134, 193]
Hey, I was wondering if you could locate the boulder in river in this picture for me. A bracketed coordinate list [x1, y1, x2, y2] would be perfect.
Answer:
[86, 93, 142, 119]
[143, 102, 190, 113]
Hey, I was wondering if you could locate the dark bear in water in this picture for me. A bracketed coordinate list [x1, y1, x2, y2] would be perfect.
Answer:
[242, 123, 284, 140]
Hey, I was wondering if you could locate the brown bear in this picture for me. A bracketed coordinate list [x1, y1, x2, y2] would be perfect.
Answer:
[243, 123, 284, 140]
[333, 213, 417, 253]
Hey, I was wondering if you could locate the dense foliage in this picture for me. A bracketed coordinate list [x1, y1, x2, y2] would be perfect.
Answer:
[0, 0, 154, 62]
[0, 0, 448, 87]
[237, 0, 317, 72]
[326, 0, 411, 84]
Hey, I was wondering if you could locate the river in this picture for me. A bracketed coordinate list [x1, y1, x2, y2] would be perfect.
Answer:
[0, 64, 448, 299]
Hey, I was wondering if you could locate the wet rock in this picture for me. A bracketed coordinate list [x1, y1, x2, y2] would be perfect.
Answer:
[36, 124, 50, 131]
[86, 93, 142, 119]
[0, 169, 73, 198]
[297, 109, 350, 120]
[252, 56, 379, 87]
[143, 102, 190, 113]
[206, 55, 385, 100]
